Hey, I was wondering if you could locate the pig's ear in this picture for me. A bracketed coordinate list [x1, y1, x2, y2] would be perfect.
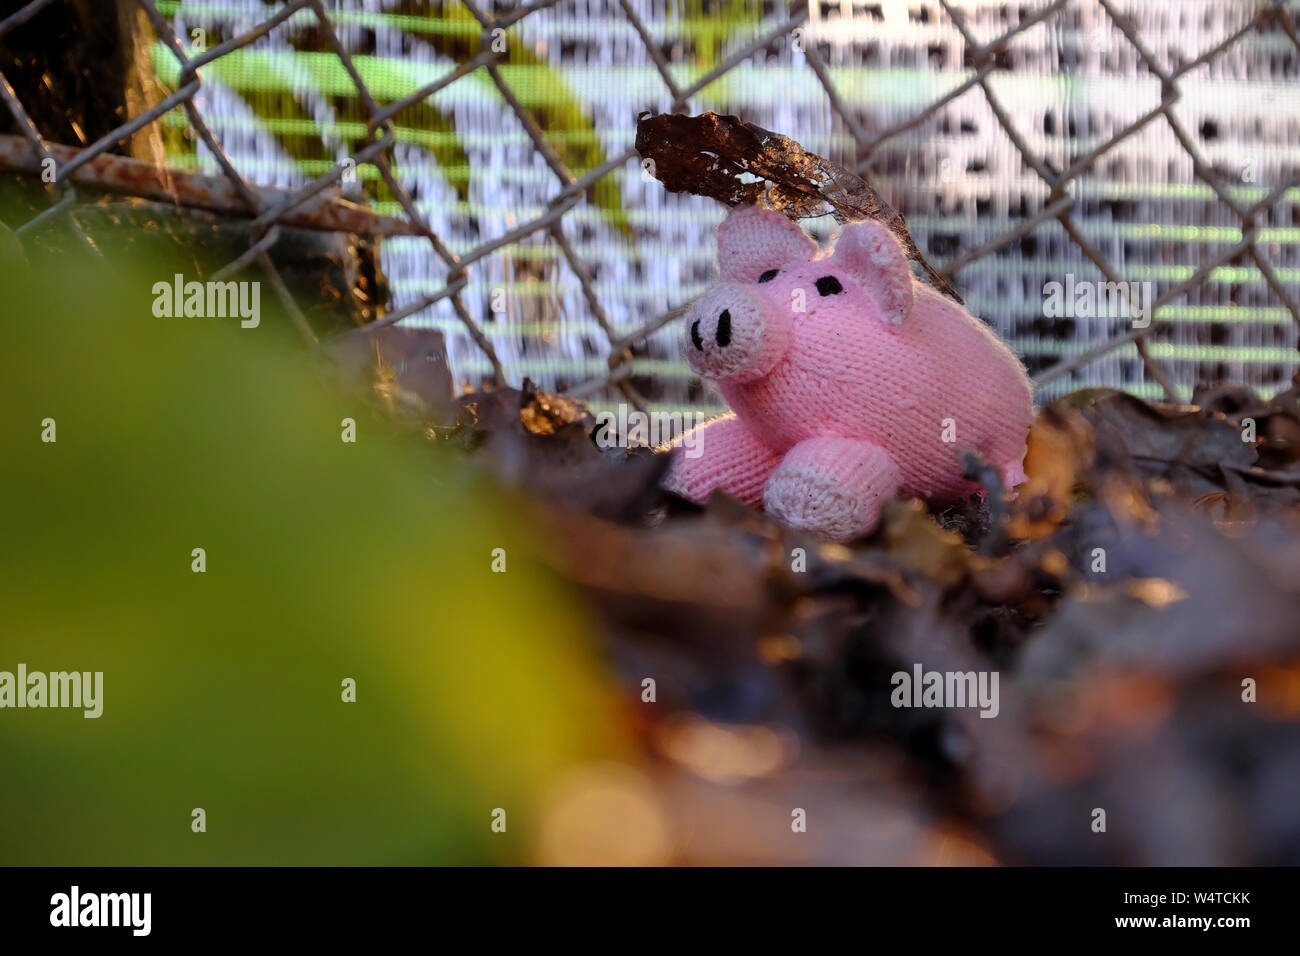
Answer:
[717, 206, 815, 283]
[829, 221, 914, 325]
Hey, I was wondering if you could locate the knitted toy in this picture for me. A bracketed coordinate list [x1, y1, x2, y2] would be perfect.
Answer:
[662, 205, 1034, 542]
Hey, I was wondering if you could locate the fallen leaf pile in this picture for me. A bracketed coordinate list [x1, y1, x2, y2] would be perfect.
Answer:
[426, 379, 1300, 865]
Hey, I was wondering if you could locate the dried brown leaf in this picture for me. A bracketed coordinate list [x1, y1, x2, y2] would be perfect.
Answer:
[635, 111, 961, 302]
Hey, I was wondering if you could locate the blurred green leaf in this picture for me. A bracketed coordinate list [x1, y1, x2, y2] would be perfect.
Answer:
[0, 233, 627, 864]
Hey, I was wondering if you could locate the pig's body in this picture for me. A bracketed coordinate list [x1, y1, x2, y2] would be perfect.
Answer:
[724, 281, 1032, 502]
[663, 206, 1034, 541]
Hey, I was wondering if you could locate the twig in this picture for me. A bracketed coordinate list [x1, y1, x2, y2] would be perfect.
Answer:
[0, 134, 421, 237]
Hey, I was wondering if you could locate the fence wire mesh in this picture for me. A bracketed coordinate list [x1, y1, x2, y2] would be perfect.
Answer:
[2, 0, 1299, 412]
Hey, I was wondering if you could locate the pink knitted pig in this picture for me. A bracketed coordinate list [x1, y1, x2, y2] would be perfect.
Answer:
[662, 205, 1034, 542]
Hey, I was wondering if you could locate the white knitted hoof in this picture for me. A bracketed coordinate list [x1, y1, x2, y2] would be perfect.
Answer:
[762, 438, 900, 541]
[763, 468, 877, 542]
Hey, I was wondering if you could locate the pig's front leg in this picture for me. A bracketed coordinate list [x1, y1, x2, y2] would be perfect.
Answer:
[660, 414, 782, 508]
[763, 437, 902, 542]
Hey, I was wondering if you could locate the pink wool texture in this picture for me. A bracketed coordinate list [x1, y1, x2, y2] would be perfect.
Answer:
[662, 205, 1034, 542]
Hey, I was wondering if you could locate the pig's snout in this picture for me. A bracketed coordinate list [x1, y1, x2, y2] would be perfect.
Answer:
[684, 283, 791, 383]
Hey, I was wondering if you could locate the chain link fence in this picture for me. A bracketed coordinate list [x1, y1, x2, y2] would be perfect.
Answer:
[2, 0, 1299, 411]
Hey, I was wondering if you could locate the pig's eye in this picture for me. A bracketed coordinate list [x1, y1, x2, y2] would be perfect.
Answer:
[815, 276, 844, 296]
[757, 269, 779, 283]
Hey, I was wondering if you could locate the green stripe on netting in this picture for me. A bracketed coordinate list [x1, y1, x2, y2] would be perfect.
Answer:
[1013, 340, 1299, 363]
[151, 1, 767, 47]
[383, 281, 1300, 326]
[160, 107, 1300, 210]
[153, 46, 485, 104]
[162, 44, 1299, 115]
[401, 343, 1297, 379]
[1035, 381, 1172, 400]
[381, 247, 1300, 286]
[159, 110, 620, 149]
[156, 125, 1300, 236]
